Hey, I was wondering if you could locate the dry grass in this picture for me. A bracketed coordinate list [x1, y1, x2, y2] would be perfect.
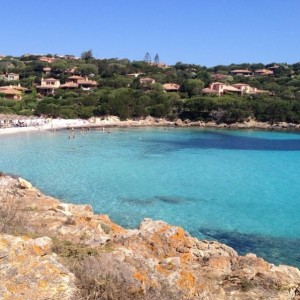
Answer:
[73, 253, 137, 300]
[0, 187, 29, 235]
[71, 252, 183, 300]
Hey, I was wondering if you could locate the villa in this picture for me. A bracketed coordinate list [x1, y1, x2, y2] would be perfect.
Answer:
[163, 83, 180, 92]
[232, 83, 270, 94]
[59, 82, 79, 90]
[0, 84, 28, 92]
[39, 56, 56, 64]
[203, 82, 269, 96]
[149, 62, 168, 69]
[0, 89, 22, 100]
[43, 67, 51, 75]
[230, 69, 254, 77]
[6, 73, 19, 81]
[0, 73, 20, 81]
[0, 85, 28, 101]
[255, 69, 274, 76]
[267, 64, 280, 70]
[36, 78, 60, 96]
[140, 77, 156, 85]
[60, 76, 97, 90]
[202, 82, 240, 95]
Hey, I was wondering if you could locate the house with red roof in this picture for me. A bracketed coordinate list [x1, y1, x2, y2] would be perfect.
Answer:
[255, 69, 274, 76]
[36, 77, 60, 95]
[162, 83, 180, 92]
[0, 85, 27, 100]
[230, 69, 254, 77]
[203, 82, 241, 96]
[60, 76, 97, 90]
[203, 82, 270, 96]
[39, 56, 56, 64]
[140, 77, 156, 85]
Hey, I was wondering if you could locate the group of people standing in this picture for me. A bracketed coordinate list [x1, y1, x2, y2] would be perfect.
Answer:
[68, 127, 90, 139]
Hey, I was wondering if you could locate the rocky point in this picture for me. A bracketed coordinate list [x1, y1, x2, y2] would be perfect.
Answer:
[0, 174, 300, 299]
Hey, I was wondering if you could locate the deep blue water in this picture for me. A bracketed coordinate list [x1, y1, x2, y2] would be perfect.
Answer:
[1, 127, 300, 267]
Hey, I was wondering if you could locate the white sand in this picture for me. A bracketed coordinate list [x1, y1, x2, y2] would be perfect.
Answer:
[0, 116, 175, 136]
[0, 119, 90, 135]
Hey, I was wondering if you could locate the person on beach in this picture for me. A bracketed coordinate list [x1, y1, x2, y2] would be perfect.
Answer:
[68, 127, 75, 139]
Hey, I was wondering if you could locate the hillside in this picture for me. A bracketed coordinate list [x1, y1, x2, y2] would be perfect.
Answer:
[1, 53, 300, 124]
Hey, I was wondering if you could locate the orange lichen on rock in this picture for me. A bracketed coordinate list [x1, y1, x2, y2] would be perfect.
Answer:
[170, 227, 186, 242]
[0, 234, 76, 299]
[180, 252, 192, 265]
[155, 264, 173, 276]
[134, 271, 149, 283]
[177, 270, 196, 292]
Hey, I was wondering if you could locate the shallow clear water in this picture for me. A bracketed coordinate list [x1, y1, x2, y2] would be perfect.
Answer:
[1, 127, 300, 267]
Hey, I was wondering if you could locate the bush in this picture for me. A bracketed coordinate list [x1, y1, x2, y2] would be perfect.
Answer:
[72, 253, 182, 300]
[72, 253, 137, 300]
[17, 109, 33, 116]
[51, 238, 98, 263]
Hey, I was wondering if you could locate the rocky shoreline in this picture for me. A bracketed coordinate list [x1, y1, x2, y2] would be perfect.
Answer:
[90, 116, 300, 131]
[1, 175, 300, 299]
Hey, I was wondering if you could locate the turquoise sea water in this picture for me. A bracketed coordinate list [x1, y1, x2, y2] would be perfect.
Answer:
[1, 127, 300, 267]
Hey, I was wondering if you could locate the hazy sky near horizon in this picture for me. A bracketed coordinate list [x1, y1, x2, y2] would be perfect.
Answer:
[1, 0, 299, 66]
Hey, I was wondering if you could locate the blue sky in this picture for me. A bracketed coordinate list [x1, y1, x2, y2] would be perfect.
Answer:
[0, 0, 299, 66]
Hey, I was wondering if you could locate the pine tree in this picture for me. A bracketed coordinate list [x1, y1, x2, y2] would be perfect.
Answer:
[81, 49, 94, 61]
[144, 52, 151, 63]
[154, 53, 160, 64]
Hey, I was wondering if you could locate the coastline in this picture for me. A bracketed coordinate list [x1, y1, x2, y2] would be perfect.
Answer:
[1, 115, 300, 136]
[1, 174, 300, 299]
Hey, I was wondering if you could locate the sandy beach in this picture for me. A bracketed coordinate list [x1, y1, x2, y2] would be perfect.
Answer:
[0, 118, 88, 135]
[0, 116, 176, 136]
[1, 115, 300, 136]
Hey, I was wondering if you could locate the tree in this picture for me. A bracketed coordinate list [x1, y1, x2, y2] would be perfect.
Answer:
[154, 53, 160, 64]
[51, 60, 68, 74]
[144, 52, 151, 63]
[77, 64, 98, 76]
[81, 49, 94, 61]
[196, 70, 212, 86]
[182, 79, 205, 97]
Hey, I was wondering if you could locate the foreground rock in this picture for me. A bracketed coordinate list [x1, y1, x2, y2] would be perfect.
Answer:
[0, 234, 76, 299]
[1, 175, 300, 299]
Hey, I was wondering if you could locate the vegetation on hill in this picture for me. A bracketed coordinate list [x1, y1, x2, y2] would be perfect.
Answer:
[1, 51, 300, 123]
